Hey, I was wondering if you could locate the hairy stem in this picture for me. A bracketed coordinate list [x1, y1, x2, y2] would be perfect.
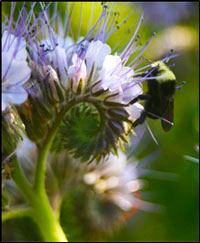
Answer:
[33, 100, 74, 194]
[11, 157, 36, 204]
[33, 95, 91, 194]
[30, 195, 67, 242]
[10, 95, 98, 242]
[11, 156, 68, 242]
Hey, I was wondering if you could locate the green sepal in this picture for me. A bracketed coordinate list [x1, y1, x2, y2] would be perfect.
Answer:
[54, 80, 65, 102]
[108, 108, 130, 122]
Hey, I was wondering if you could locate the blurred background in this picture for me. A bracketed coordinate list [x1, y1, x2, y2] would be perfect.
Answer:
[2, 2, 199, 242]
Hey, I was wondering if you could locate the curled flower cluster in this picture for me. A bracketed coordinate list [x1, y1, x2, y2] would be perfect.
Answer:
[2, 3, 159, 162]
[14, 2, 160, 162]
[2, 3, 166, 162]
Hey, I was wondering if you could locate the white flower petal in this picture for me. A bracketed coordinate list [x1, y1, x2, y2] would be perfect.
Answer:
[3, 53, 31, 85]
[101, 151, 127, 176]
[123, 83, 143, 103]
[128, 103, 144, 119]
[2, 95, 9, 111]
[68, 53, 87, 93]
[52, 46, 68, 86]
[100, 55, 122, 77]
[98, 54, 135, 95]
[85, 40, 111, 74]
[52, 46, 68, 69]
[101, 77, 119, 90]
[3, 86, 28, 106]
[109, 192, 133, 211]
[2, 52, 10, 79]
[68, 65, 75, 79]
[118, 66, 134, 79]
[2, 31, 27, 61]
[62, 36, 74, 50]
[68, 53, 87, 81]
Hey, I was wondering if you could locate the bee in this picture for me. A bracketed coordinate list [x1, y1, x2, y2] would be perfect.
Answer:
[130, 61, 184, 131]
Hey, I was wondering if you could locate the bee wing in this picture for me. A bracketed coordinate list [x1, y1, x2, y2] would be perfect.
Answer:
[160, 97, 174, 132]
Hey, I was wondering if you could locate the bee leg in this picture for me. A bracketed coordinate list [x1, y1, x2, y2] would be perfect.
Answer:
[132, 111, 147, 128]
[129, 94, 150, 105]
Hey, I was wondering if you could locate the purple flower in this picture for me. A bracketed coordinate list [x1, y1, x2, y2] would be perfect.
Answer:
[2, 4, 32, 111]
[21, 3, 171, 160]
[83, 150, 163, 213]
[29, 3, 151, 117]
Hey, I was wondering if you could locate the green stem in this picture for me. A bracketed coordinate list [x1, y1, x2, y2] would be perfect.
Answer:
[3, 207, 66, 242]
[10, 96, 91, 242]
[33, 118, 61, 194]
[11, 157, 68, 242]
[33, 99, 75, 194]
[11, 157, 36, 204]
[31, 100, 82, 241]
[30, 195, 67, 242]
[33, 95, 90, 193]
[2, 208, 32, 222]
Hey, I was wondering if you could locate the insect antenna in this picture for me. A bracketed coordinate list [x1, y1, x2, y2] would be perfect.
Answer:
[146, 111, 174, 126]
[168, 63, 176, 68]
[161, 49, 180, 63]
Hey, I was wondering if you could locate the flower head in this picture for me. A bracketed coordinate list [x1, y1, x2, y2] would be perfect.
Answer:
[17, 3, 168, 161]
[83, 151, 144, 211]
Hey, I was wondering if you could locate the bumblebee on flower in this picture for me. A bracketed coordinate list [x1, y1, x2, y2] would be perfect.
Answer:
[2, 2, 182, 242]
[21, 2, 159, 162]
[2, 2, 177, 167]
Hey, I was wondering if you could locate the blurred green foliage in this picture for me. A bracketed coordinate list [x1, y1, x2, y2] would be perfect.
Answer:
[2, 2, 199, 242]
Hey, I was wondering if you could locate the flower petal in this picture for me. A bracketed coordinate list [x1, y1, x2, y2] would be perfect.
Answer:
[68, 53, 87, 81]
[85, 40, 111, 74]
[122, 83, 143, 103]
[100, 55, 122, 77]
[2, 52, 31, 85]
[2, 95, 9, 111]
[128, 103, 144, 119]
[2, 31, 27, 61]
[3, 86, 28, 106]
